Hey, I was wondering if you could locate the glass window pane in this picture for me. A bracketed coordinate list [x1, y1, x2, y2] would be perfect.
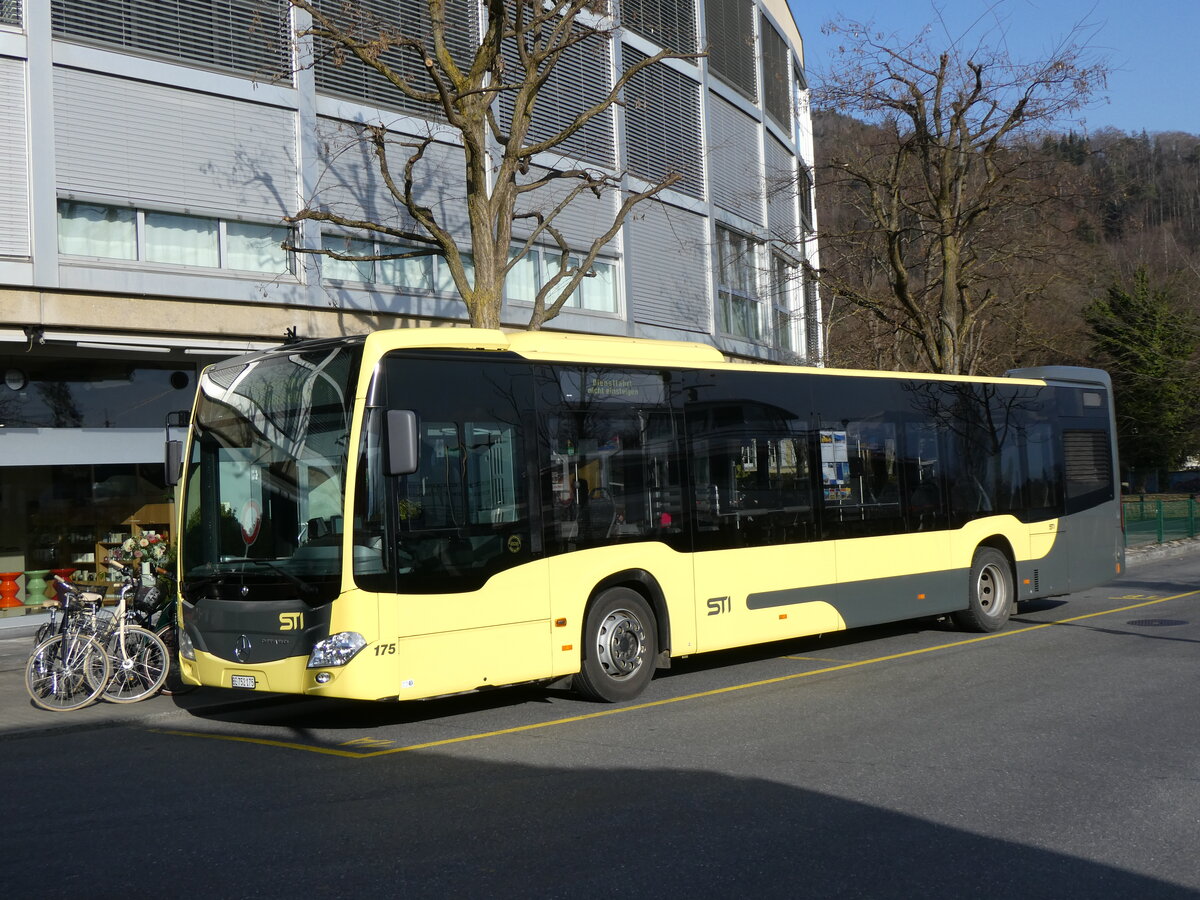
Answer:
[506, 249, 540, 303]
[544, 253, 578, 308]
[578, 260, 616, 312]
[145, 212, 219, 267]
[0, 357, 195, 428]
[378, 245, 434, 290]
[322, 235, 375, 282]
[226, 222, 290, 273]
[434, 252, 474, 294]
[57, 202, 136, 259]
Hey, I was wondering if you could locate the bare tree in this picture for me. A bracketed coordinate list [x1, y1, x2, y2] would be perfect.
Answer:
[287, 0, 702, 329]
[813, 8, 1109, 374]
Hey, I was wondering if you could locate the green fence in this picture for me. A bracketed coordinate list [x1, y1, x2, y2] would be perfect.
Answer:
[1122, 498, 1199, 547]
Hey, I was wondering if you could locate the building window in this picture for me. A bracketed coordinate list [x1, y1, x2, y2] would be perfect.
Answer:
[760, 17, 790, 129]
[506, 247, 619, 314]
[798, 164, 814, 232]
[378, 246, 435, 291]
[497, 26, 615, 166]
[57, 200, 291, 274]
[771, 253, 796, 352]
[321, 235, 475, 295]
[716, 225, 761, 341]
[704, 0, 756, 102]
[1, 1, 21, 27]
[803, 271, 821, 360]
[622, 48, 705, 199]
[321, 235, 375, 283]
[226, 221, 293, 273]
[145, 212, 220, 267]
[314, 0, 479, 121]
[57, 202, 136, 260]
[619, 0, 698, 57]
[50, 0, 292, 82]
[433, 252, 475, 294]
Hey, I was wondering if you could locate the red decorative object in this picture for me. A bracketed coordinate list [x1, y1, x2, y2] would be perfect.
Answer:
[49, 568, 75, 600]
[0, 572, 21, 608]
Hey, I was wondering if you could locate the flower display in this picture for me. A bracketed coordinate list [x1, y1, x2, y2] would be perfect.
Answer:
[111, 531, 172, 570]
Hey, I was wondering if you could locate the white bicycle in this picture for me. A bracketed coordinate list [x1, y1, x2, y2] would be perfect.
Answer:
[94, 558, 170, 703]
[24, 580, 112, 712]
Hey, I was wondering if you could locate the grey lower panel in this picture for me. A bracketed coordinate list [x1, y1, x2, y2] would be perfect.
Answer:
[746, 567, 969, 628]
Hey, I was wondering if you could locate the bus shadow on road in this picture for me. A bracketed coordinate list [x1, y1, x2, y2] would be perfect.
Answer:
[173, 617, 981, 733]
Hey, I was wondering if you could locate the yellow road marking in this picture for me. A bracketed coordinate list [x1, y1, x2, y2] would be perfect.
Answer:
[152, 590, 1198, 758]
[785, 655, 856, 662]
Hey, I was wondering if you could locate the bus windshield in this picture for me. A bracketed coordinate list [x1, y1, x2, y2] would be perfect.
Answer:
[180, 343, 362, 593]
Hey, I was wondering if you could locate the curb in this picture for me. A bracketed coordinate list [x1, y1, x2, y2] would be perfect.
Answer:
[1124, 537, 1200, 566]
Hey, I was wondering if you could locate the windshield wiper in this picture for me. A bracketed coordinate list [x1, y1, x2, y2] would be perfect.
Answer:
[212, 557, 319, 596]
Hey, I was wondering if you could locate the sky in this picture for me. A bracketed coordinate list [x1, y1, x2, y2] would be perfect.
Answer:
[786, 0, 1199, 135]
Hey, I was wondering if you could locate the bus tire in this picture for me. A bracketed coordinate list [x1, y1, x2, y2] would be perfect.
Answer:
[573, 588, 658, 703]
[953, 547, 1013, 633]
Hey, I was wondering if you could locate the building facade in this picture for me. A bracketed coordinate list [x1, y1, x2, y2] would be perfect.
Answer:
[0, 0, 819, 609]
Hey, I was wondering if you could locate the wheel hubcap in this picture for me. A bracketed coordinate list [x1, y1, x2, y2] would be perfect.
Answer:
[596, 608, 647, 680]
[977, 563, 1008, 617]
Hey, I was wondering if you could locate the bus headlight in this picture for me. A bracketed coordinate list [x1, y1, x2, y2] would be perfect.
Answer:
[307, 632, 367, 668]
[178, 628, 195, 661]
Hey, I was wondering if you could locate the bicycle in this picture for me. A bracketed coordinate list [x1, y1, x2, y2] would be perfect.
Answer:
[97, 558, 170, 703]
[24, 578, 113, 712]
[145, 565, 197, 696]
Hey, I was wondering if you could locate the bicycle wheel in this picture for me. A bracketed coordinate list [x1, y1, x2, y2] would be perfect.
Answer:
[154, 623, 198, 696]
[25, 633, 112, 712]
[34, 620, 54, 645]
[103, 626, 169, 703]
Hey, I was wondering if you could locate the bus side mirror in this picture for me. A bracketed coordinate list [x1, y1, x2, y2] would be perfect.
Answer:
[164, 440, 183, 486]
[386, 409, 419, 475]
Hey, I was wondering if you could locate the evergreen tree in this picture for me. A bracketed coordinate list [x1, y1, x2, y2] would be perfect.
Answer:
[1085, 268, 1200, 478]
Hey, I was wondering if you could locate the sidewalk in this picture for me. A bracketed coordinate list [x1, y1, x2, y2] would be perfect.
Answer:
[0, 613, 290, 739]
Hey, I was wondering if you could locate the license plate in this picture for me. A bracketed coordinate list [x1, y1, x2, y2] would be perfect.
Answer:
[231, 674, 257, 689]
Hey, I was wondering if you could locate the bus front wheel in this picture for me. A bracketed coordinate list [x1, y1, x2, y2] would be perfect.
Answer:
[573, 588, 658, 702]
[953, 547, 1013, 633]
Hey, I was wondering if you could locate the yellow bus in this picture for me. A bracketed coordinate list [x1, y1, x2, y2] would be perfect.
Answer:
[172, 329, 1123, 702]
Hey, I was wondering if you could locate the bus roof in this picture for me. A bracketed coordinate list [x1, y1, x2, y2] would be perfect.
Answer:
[231, 328, 1097, 390]
[358, 329, 1064, 386]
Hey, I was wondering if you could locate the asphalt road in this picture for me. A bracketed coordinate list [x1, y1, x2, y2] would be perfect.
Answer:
[2, 552, 1199, 898]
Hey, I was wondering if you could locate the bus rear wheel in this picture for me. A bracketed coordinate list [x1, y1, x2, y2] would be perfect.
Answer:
[953, 547, 1013, 633]
[573, 588, 657, 702]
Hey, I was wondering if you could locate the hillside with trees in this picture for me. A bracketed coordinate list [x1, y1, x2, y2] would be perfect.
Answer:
[815, 114, 1200, 477]
[809, 8, 1200, 480]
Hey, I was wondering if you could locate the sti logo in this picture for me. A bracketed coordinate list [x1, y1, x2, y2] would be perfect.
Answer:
[279, 612, 303, 631]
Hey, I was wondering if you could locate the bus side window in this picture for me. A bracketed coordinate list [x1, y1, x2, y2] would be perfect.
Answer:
[903, 421, 945, 531]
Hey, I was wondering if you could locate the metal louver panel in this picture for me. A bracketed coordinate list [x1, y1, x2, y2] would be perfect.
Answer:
[316, 117, 471, 240]
[622, 47, 703, 198]
[55, 68, 297, 219]
[496, 25, 615, 166]
[0, 56, 29, 257]
[619, 0, 697, 57]
[512, 165, 617, 248]
[760, 17, 789, 129]
[314, 0, 478, 121]
[1064, 430, 1112, 497]
[1, 1, 21, 27]
[708, 92, 762, 224]
[704, 0, 755, 102]
[50, 0, 292, 82]
[764, 133, 796, 240]
[797, 161, 813, 232]
[803, 275, 820, 360]
[627, 200, 709, 331]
